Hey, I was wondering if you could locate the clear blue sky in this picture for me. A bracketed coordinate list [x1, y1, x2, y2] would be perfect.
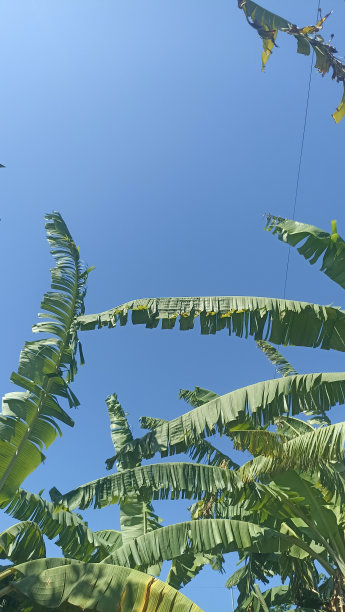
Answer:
[1, 0, 345, 609]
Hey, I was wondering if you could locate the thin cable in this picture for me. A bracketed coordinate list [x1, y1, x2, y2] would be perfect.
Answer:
[283, 0, 321, 299]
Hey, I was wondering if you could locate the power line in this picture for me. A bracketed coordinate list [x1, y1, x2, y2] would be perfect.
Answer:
[283, 0, 321, 299]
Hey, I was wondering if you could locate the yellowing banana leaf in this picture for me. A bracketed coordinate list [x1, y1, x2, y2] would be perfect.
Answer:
[333, 86, 345, 123]
[261, 26, 277, 71]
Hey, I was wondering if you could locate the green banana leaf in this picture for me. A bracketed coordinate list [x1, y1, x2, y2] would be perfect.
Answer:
[0, 522, 45, 564]
[256, 341, 298, 377]
[266, 215, 345, 291]
[101, 518, 320, 569]
[2, 488, 115, 562]
[3, 557, 203, 611]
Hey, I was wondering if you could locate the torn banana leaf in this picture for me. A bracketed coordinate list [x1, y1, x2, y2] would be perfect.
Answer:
[240, 0, 345, 121]
[78, 295, 345, 353]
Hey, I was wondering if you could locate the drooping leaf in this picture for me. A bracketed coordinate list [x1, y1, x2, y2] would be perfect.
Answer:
[7, 558, 203, 611]
[0, 212, 91, 502]
[2, 488, 111, 562]
[77, 295, 345, 353]
[333, 86, 345, 123]
[265, 215, 345, 291]
[272, 471, 345, 564]
[0, 522, 45, 564]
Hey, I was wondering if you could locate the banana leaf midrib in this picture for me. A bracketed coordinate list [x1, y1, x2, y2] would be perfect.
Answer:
[0, 256, 79, 495]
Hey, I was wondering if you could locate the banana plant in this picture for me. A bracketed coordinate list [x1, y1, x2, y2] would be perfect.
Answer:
[50, 392, 223, 591]
[4, 211, 345, 610]
[52, 376, 345, 608]
[54, 326, 345, 608]
[0, 212, 92, 503]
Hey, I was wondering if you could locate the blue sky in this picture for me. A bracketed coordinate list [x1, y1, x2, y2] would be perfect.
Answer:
[1, 0, 345, 609]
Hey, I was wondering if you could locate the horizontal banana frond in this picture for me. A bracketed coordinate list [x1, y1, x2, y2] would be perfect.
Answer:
[5, 558, 202, 612]
[266, 215, 345, 291]
[0, 212, 91, 502]
[3, 488, 112, 562]
[0, 522, 45, 564]
[239, 422, 345, 480]
[115, 372, 345, 467]
[240, 1, 345, 122]
[256, 341, 298, 377]
[102, 518, 313, 568]
[140, 415, 238, 468]
[54, 462, 239, 511]
[77, 295, 345, 352]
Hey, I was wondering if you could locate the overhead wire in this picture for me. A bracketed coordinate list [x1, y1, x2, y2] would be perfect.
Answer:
[283, 0, 321, 299]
